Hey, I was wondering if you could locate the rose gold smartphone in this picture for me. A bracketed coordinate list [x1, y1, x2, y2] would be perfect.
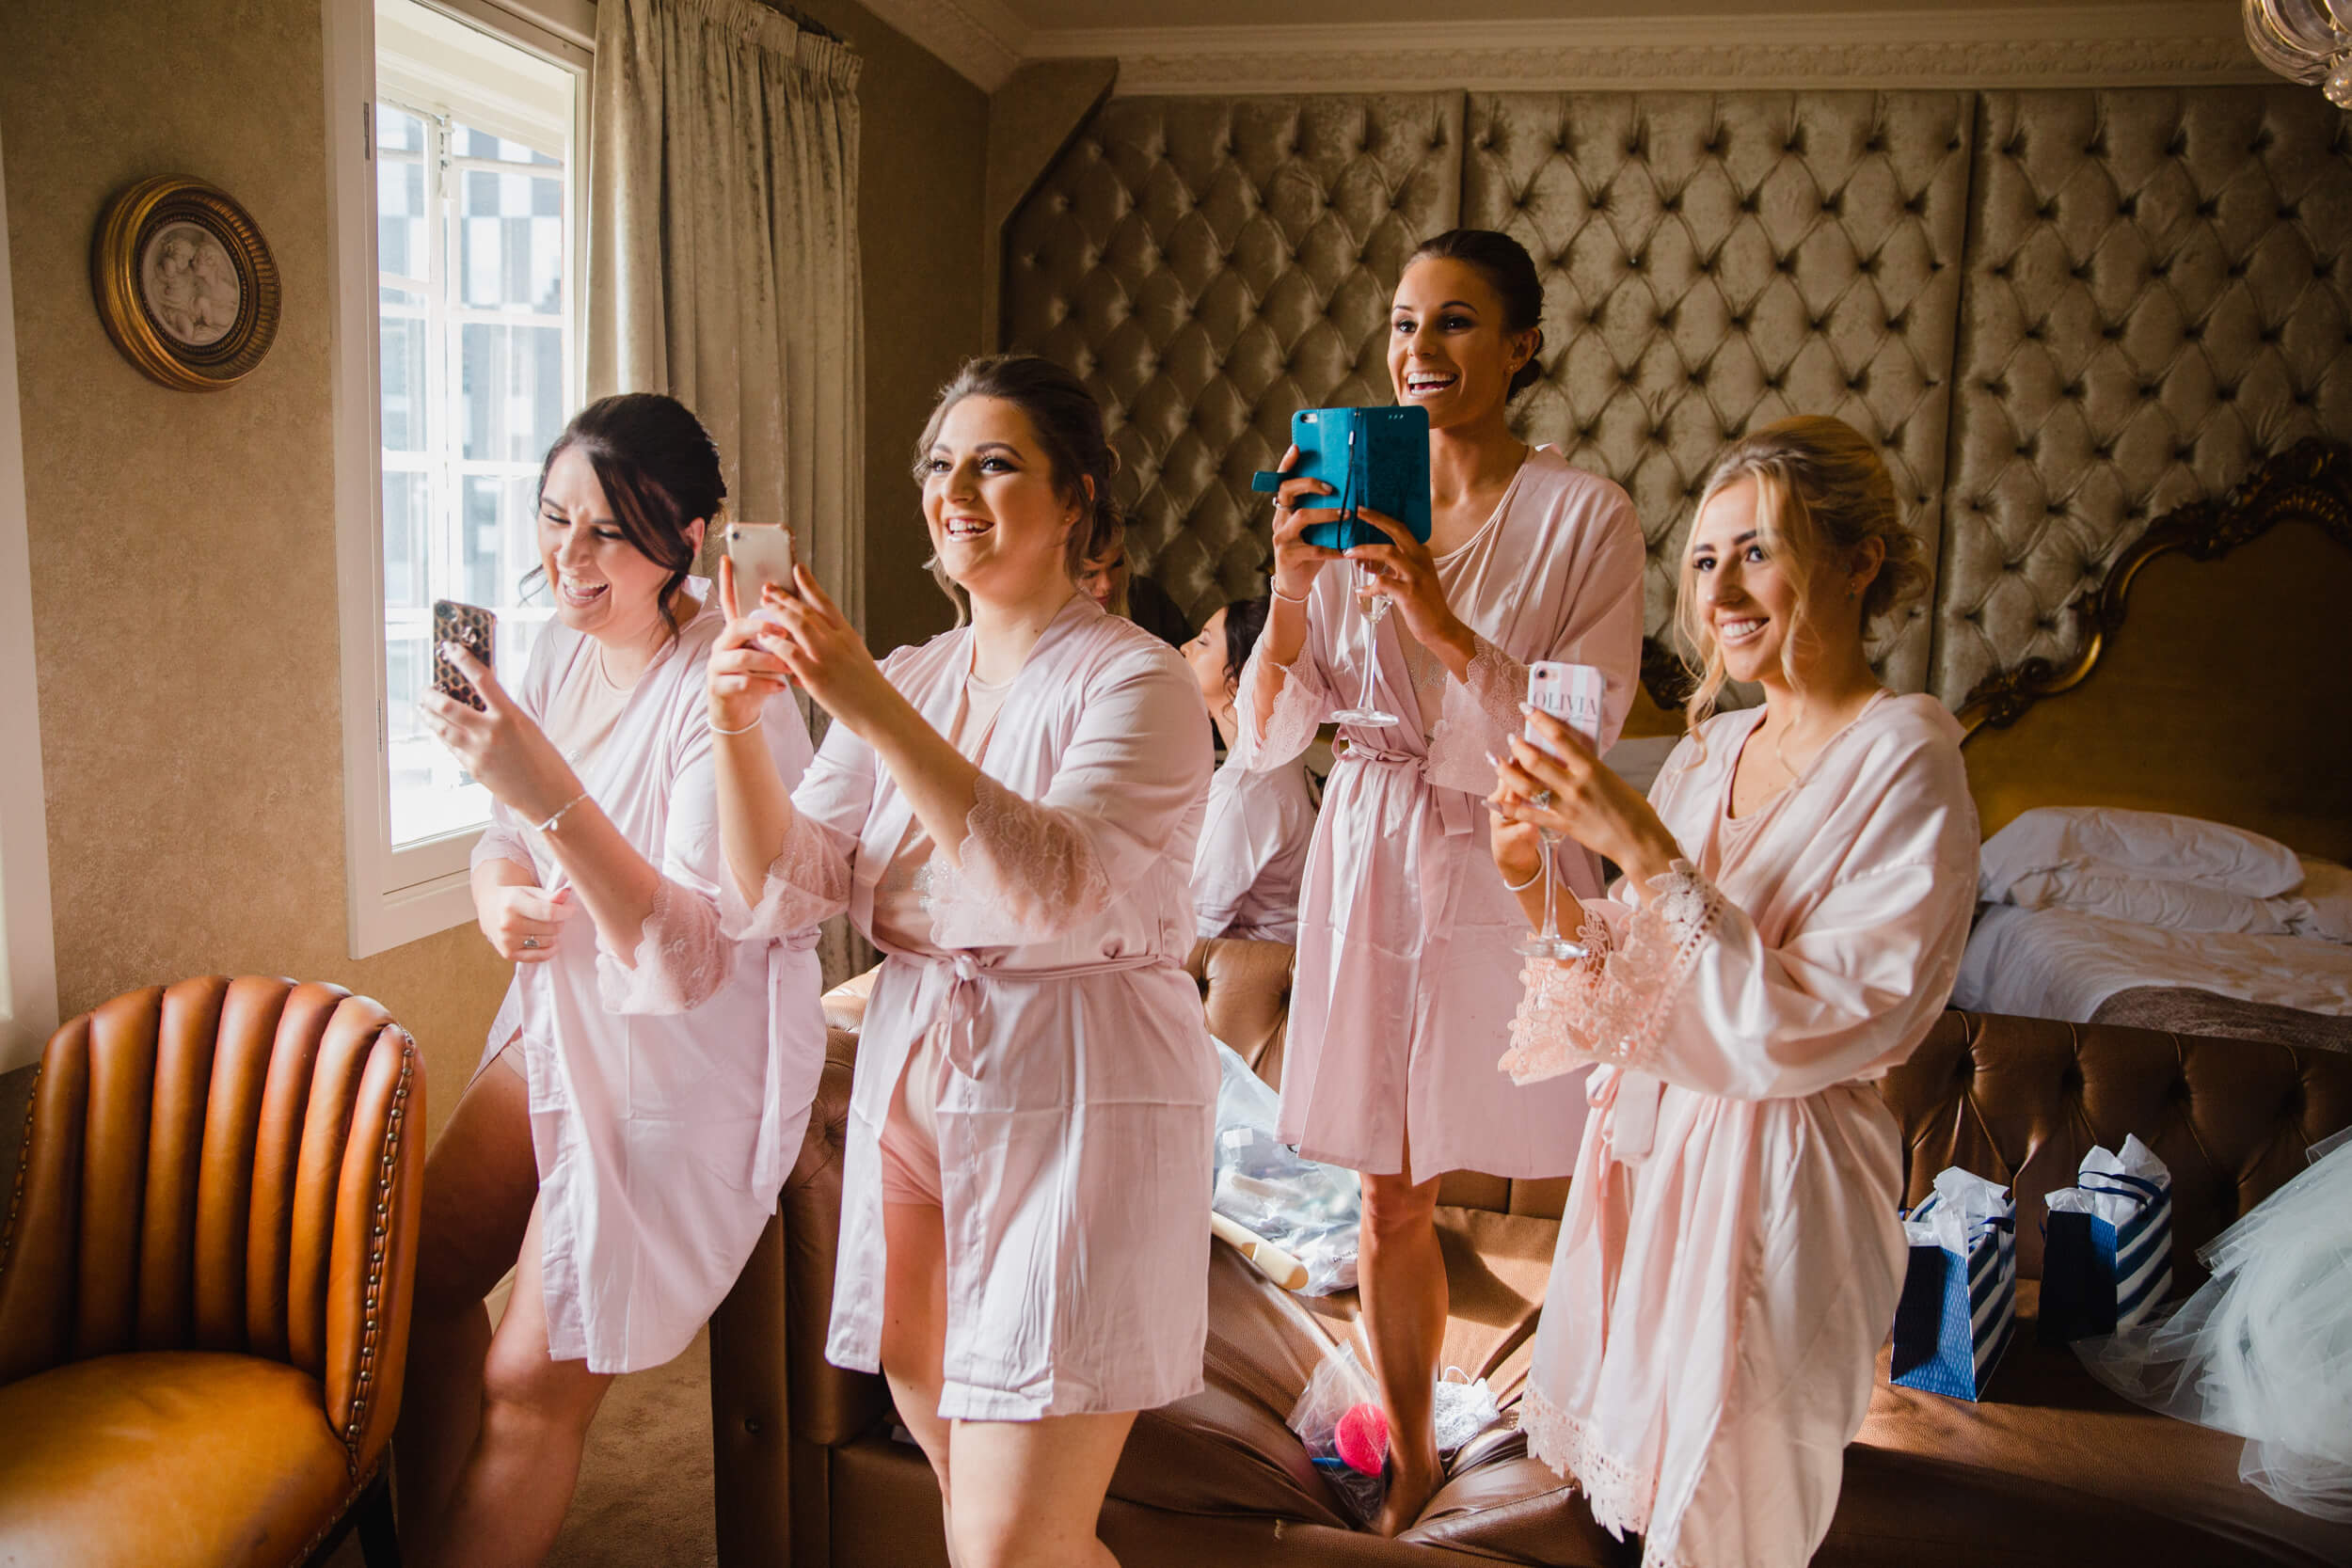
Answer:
[432, 599, 496, 712]
[723, 522, 798, 615]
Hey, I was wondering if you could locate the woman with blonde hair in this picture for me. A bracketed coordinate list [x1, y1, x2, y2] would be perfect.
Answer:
[1486, 416, 1979, 1568]
[707, 354, 1216, 1568]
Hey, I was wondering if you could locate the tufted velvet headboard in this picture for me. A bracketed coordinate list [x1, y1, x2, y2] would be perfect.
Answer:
[1006, 85, 2352, 708]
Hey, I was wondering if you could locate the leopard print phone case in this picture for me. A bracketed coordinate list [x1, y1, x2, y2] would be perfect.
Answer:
[431, 598, 496, 712]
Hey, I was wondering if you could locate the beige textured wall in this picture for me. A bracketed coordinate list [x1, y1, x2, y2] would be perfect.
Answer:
[795, 0, 990, 661]
[0, 0, 508, 1141]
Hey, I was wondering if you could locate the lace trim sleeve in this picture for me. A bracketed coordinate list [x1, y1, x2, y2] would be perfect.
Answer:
[1230, 644, 1330, 772]
[1499, 863, 1724, 1085]
[723, 809, 854, 943]
[1424, 633, 1527, 797]
[596, 876, 735, 1016]
[923, 774, 1114, 948]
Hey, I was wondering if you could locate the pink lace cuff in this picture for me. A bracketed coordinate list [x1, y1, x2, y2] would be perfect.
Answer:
[1424, 634, 1526, 796]
[726, 810, 852, 942]
[1499, 863, 1723, 1084]
[924, 774, 1113, 947]
[596, 876, 734, 1015]
[1231, 647, 1327, 771]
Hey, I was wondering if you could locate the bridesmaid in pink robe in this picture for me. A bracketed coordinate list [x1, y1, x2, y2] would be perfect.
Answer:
[1233, 229, 1646, 1532]
[1487, 417, 1979, 1568]
[707, 356, 1216, 1568]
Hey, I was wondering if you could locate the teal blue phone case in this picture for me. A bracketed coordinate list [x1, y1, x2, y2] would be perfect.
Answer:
[1250, 406, 1431, 551]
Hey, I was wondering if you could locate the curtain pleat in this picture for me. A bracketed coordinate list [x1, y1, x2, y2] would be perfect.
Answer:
[588, 0, 872, 985]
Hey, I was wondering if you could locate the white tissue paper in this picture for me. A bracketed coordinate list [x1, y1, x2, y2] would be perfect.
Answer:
[2046, 1135, 2171, 1225]
[1904, 1166, 2013, 1254]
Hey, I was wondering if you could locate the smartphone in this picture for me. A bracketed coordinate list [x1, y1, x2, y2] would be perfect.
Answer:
[1525, 661, 1606, 755]
[724, 522, 798, 615]
[1248, 405, 1433, 552]
[432, 599, 496, 713]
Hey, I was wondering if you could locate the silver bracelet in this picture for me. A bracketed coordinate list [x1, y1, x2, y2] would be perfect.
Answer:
[1501, 860, 1545, 892]
[1270, 583, 1309, 605]
[534, 790, 591, 833]
[709, 712, 764, 736]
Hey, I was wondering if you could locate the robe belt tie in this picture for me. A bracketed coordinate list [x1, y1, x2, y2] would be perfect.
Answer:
[1585, 1064, 1664, 1197]
[1334, 742, 1474, 839]
[910, 947, 1169, 1079]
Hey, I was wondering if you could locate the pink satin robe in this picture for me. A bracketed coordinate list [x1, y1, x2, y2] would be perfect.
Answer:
[1503, 693, 1979, 1568]
[1232, 447, 1645, 1180]
[733, 594, 1218, 1420]
[1191, 755, 1317, 943]
[471, 585, 827, 1374]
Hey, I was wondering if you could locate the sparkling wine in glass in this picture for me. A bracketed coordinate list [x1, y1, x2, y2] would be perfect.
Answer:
[1330, 560, 1398, 727]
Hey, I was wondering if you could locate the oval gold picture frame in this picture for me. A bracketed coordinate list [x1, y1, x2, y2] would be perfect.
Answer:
[91, 175, 281, 392]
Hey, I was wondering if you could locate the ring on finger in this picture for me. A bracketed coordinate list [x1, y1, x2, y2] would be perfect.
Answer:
[1528, 788, 1553, 810]
[520, 936, 541, 950]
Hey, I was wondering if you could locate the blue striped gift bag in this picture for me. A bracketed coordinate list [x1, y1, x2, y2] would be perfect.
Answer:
[1890, 1170, 2018, 1402]
[2041, 1136, 2174, 1344]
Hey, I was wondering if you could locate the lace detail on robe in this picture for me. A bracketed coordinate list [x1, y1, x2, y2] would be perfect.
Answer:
[923, 774, 1114, 947]
[1499, 863, 1724, 1085]
[726, 810, 852, 942]
[1518, 1388, 1696, 1568]
[1423, 633, 1527, 796]
[596, 876, 734, 1015]
[1230, 643, 1330, 772]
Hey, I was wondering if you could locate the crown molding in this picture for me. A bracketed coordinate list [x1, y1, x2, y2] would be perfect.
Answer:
[1018, 6, 2265, 96]
[853, 0, 1030, 90]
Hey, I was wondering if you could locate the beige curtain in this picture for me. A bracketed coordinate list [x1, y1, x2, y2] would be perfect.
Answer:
[588, 0, 870, 983]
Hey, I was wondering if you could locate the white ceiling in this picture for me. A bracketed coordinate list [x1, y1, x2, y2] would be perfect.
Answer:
[1007, 0, 2161, 28]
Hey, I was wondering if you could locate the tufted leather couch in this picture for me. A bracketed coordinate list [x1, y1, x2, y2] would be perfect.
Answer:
[1005, 87, 2352, 708]
[0, 976, 424, 1568]
[709, 941, 2352, 1567]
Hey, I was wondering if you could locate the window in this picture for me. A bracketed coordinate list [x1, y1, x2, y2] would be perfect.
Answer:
[0, 114, 58, 1069]
[326, 0, 589, 958]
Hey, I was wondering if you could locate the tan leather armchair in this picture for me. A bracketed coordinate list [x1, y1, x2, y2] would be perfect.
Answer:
[0, 975, 426, 1568]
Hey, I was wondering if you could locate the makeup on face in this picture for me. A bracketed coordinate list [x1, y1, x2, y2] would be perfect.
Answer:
[1387, 257, 1525, 430]
[538, 445, 677, 641]
[921, 396, 1075, 595]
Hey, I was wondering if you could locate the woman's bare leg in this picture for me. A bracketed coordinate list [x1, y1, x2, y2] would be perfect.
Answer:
[882, 1198, 961, 1567]
[948, 1410, 1137, 1568]
[1358, 1164, 1448, 1536]
[415, 1198, 613, 1568]
[395, 1047, 539, 1542]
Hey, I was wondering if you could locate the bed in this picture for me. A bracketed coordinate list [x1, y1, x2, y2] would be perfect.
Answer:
[1950, 438, 2352, 1043]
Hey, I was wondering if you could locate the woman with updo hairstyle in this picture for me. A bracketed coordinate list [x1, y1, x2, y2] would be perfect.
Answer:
[708, 354, 1216, 1568]
[1235, 227, 1647, 1530]
[401, 393, 828, 1566]
[1486, 416, 1977, 1568]
[1184, 594, 1316, 942]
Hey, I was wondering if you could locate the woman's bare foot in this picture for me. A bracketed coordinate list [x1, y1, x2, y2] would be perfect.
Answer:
[1371, 1442, 1442, 1537]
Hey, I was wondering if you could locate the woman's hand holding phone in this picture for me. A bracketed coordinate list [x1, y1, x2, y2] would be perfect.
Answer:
[1341, 508, 1470, 659]
[740, 562, 907, 742]
[1268, 444, 1347, 602]
[1489, 708, 1678, 885]
[707, 557, 797, 734]
[421, 642, 581, 824]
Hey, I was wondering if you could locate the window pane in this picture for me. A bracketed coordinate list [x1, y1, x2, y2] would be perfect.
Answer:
[374, 136, 426, 283]
[379, 308, 427, 451]
[456, 124, 553, 166]
[383, 469, 429, 610]
[459, 166, 564, 314]
[459, 322, 564, 461]
[377, 102, 425, 153]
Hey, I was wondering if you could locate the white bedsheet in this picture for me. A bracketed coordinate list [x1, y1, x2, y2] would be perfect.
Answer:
[1954, 904, 2352, 1023]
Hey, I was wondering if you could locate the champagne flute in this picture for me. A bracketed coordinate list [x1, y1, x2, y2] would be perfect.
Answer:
[1330, 560, 1398, 727]
[1516, 817, 1584, 960]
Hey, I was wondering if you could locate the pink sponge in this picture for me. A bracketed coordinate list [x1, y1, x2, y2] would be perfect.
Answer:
[1334, 1402, 1389, 1476]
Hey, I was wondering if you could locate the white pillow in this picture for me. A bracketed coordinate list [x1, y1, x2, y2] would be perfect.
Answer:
[2287, 858, 2352, 945]
[2001, 862, 2297, 936]
[1979, 807, 2305, 901]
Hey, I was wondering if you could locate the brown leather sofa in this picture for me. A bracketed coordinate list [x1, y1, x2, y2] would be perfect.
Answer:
[0, 976, 425, 1568]
[711, 940, 2352, 1567]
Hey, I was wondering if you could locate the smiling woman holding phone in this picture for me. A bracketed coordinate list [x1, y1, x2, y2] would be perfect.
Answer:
[1230, 228, 1647, 1532]
[399, 393, 828, 1568]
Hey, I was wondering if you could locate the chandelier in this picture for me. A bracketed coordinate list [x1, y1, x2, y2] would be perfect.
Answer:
[2246, 1, 2352, 106]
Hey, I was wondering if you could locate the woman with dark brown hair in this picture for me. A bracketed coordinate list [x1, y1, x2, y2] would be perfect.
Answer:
[708, 354, 1216, 1567]
[401, 393, 829, 1566]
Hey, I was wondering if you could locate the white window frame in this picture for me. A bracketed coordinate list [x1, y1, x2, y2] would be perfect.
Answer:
[323, 0, 591, 958]
[0, 114, 60, 1071]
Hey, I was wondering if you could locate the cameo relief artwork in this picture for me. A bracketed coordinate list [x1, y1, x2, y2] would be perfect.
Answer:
[139, 222, 244, 348]
[92, 175, 280, 391]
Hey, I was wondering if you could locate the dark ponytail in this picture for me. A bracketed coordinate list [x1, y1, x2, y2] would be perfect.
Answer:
[530, 392, 725, 634]
[1218, 595, 1272, 695]
[1406, 229, 1549, 399]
